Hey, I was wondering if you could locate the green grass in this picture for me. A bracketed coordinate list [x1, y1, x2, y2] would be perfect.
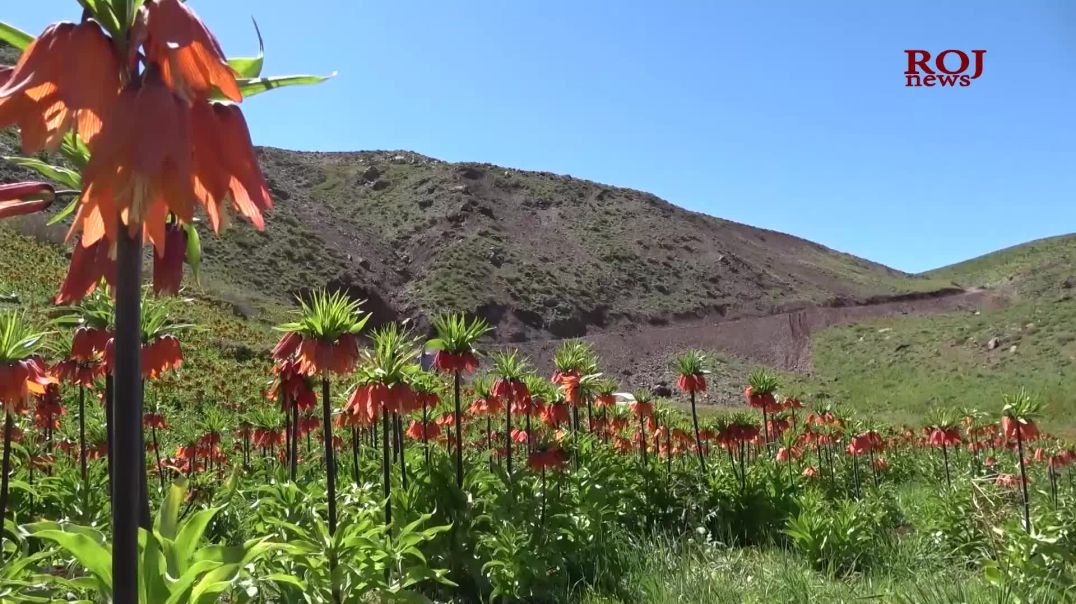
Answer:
[926, 234, 1076, 297]
[809, 298, 1076, 435]
[576, 532, 991, 603]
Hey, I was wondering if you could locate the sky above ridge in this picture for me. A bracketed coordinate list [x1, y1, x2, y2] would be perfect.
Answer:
[6, 1, 1076, 273]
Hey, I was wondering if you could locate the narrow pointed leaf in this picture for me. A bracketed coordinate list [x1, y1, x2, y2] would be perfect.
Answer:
[228, 18, 265, 78]
[236, 73, 335, 99]
[0, 21, 33, 51]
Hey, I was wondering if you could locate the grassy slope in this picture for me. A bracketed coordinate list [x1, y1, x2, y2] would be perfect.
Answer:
[809, 235, 1076, 433]
[0, 223, 277, 442]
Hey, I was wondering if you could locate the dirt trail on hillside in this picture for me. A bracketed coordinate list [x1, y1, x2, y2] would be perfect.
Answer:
[514, 288, 1007, 387]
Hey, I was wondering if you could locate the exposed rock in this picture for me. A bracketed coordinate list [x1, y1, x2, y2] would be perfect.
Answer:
[1009, 345, 1018, 353]
[362, 165, 381, 182]
[987, 337, 1000, 350]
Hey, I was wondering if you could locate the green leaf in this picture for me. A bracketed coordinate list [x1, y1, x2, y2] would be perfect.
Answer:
[236, 73, 335, 99]
[184, 224, 202, 283]
[45, 197, 80, 226]
[31, 529, 112, 593]
[228, 19, 265, 78]
[157, 480, 187, 541]
[3, 157, 82, 190]
[140, 529, 170, 604]
[0, 21, 33, 51]
[174, 507, 222, 575]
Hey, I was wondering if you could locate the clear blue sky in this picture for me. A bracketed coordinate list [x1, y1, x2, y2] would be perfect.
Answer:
[7, 1, 1076, 272]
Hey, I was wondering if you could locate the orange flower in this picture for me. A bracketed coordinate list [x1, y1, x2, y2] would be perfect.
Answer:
[144, 412, 168, 430]
[190, 101, 272, 231]
[73, 76, 195, 257]
[405, 420, 442, 441]
[1002, 415, 1040, 442]
[140, 0, 242, 103]
[541, 401, 570, 427]
[433, 350, 479, 374]
[71, 327, 112, 361]
[152, 222, 187, 296]
[677, 373, 706, 393]
[0, 21, 121, 153]
[527, 447, 569, 472]
[142, 335, 183, 379]
[293, 334, 360, 376]
[802, 465, 819, 478]
[56, 239, 116, 305]
[0, 358, 54, 415]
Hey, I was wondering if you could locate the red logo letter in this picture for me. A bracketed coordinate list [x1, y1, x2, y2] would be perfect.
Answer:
[905, 50, 933, 74]
[935, 50, 970, 75]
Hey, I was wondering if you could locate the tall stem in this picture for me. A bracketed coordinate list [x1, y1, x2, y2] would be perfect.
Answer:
[505, 397, 513, 483]
[152, 426, 164, 491]
[1016, 424, 1031, 532]
[351, 426, 360, 485]
[422, 399, 430, 468]
[941, 443, 951, 489]
[290, 398, 298, 481]
[395, 412, 408, 490]
[0, 414, 12, 562]
[453, 371, 463, 488]
[112, 228, 143, 604]
[381, 409, 392, 527]
[321, 376, 337, 535]
[689, 390, 706, 473]
[639, 415, 648, 468]
[78, 385, 88, 485]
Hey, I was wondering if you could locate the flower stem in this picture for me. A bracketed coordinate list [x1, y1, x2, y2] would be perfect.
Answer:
[112, 228, 143, 604]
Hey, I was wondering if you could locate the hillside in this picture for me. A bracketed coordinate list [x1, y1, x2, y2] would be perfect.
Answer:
[199, 147, 955, 341]
[925, 234, 1076, 297]
[805, 236, 1076, 434]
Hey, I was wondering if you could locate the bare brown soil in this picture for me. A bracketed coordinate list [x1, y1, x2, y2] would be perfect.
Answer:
[511, 287, 1008, 405]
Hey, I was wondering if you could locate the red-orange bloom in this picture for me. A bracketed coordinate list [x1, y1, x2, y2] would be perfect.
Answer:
[928, 427, 962, 448]
[153, 221, 187, 296]
[144, 412, 168, 430]
[492, 378, 529, 404]
[594, 393, 616, 409]
[0, 21, 121, 153]
[405, 420, 442, 441]
[1002, 415, 1040, 442]
[190, 101, 272, 231]
[142, 335, 183, 379]
[53, 358, 105, 388]
[294, 334, 360, 376]
[73, 76, 194, 257]
[71, 327, 112, 361]
[527, 447, 569, 472]
[0, 358, 54, 415]
[744, 386, 778, 412]
[802, 465, 819, 478]
[433, 350, 479, 374]
[541, 401, 570, 427]
[140, 0, 242, 103]
[56, 239, 116, 305]
[677, 373, 706, 393]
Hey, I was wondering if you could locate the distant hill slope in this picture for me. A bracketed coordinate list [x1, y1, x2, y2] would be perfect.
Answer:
[807, 236, 1076, 434]
[924, 234, 1076, 298]
[195, 147, 951, 341]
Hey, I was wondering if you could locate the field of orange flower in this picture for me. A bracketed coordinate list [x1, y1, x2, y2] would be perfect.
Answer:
[1, 2, 1075, 603]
